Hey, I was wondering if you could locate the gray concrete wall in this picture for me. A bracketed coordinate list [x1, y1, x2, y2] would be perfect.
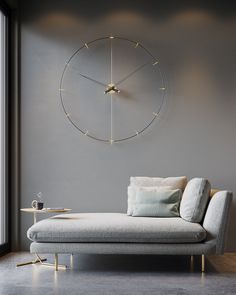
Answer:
[20, 0, 236, 250]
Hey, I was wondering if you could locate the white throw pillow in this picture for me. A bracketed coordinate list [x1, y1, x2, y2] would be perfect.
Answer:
[180, 178, 211, 223]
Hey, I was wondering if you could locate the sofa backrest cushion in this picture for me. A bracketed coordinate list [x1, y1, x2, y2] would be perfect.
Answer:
[180, 178, 211, 223]
[132, 188, 182, 217]
[130, 176, 187, 189]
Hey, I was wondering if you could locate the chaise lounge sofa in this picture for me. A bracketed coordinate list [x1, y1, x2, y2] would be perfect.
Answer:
[27, 177, 232, 272]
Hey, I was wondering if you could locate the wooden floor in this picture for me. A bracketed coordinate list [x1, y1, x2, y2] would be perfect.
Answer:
[208, 253, 236, 273]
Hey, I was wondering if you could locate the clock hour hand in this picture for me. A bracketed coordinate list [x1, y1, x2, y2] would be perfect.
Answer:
[115, 61, 151, 87]
[79, 73, 107, 87]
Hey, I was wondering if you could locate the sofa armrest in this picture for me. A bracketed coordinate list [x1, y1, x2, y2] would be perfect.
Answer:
[203, 191, 233, 254]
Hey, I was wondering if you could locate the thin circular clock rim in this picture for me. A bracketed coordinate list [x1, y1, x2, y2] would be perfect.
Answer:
[59, 36, 166, 143]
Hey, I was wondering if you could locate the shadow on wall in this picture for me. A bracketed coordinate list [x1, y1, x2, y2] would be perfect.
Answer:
[21, 0, 236, 43]
[21, 0, 236, 22]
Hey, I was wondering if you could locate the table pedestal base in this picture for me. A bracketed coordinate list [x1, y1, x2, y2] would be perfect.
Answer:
[16, 255, 47, 267]
[16, 254, 67, 271]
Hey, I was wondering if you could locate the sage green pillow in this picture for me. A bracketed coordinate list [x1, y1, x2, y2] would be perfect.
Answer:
[132, 188, 181, 217]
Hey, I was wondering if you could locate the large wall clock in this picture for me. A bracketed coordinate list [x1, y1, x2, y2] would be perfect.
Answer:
[60, 36, 166, 143]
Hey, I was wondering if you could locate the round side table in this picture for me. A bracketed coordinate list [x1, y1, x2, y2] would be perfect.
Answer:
[20, 208, 72, 224]
[16, 208, 72, 268]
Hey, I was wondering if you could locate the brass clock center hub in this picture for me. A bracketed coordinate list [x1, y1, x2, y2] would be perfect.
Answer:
[104, 83, 120, 95]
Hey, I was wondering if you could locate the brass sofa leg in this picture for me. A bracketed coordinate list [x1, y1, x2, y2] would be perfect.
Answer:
[70, 254, 74, 269]
[190, 255, 194, 271]
[55, 254, 58, 271]
[201, 254, 205, 272]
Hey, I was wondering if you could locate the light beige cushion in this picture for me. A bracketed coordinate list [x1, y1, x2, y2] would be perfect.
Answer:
[180, 178, 211, 223]
[130, 176, 187, 190]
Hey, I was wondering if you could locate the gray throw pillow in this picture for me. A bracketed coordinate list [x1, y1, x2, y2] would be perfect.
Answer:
[180, 178, 211, 223]
[127, 186, 172, 216]
[132, 188, 181, 217]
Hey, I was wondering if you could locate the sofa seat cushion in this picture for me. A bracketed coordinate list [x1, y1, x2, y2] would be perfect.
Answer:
[27, 213, 206, 243]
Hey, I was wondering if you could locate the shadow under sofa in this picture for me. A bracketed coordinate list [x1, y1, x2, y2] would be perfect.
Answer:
[27, 191, 232, 272]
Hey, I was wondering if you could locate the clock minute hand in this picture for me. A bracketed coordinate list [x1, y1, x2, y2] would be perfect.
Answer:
[115, 61, 151, 87]
[79, 73, 107, 87]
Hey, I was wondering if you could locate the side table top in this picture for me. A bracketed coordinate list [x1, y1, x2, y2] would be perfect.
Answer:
[20, 208, 72, 213]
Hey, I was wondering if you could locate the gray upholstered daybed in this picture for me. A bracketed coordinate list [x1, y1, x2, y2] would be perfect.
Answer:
[27, 177, 232, 272]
